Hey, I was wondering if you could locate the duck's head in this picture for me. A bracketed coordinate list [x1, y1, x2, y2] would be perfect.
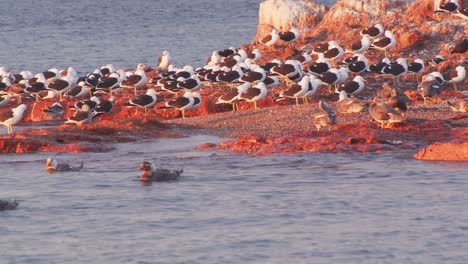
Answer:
[139, 161, 155, 172]
[46, 158, 57, 171]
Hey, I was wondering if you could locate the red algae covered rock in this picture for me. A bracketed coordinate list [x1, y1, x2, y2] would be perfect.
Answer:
[414, 140, 468, 161]
[0, 118, 184, 154]
[215, 123, 419, 156]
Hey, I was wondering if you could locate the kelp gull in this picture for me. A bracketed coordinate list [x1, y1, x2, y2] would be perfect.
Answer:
[125, 89, 157, 116]
[451, 39, 467, 54]
[238, 82, 267, 109]
[360, 23, 384, 38]
[121, 68, 147, 95]
[370, 30, 396, 57]
[216, 82, 250, 112]
[448, 66, 466, 91]
[240, 65, 266, 83]
[348, 35, 371, 54]
[434, 0, 458, 13]
[381, 58, 408, 86]
[319, 68, 341, 94]
[0, 104, 27, 134]
[279, 75, 311, 106]
[337, 75, 366, 96]
[165, 91, 194, 119]
[157, 51, 171, 71]
[260, 29, 280, 51]
[92, 96, 116, 119]
[279, 28, 299, 47]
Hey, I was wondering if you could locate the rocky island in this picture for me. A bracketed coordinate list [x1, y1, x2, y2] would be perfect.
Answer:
[0, 0, 466, 161]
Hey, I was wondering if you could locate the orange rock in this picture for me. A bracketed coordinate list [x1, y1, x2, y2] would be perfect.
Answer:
[413, 140, 468, 161]
[195, 143, 217, 149]
[398, 31, 424, 51]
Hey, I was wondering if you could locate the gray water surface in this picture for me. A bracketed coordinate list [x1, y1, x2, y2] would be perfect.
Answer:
[1, 135, 468, 263]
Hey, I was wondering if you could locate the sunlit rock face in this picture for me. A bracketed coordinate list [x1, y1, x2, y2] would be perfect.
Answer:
[255, 0, 466, 55]
[308, 0, 406, 40]
[254, 0, 328, 41]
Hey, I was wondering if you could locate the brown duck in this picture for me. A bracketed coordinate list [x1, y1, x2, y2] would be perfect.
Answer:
[139, 161, 183, 182]
[369, 97, 403, 128]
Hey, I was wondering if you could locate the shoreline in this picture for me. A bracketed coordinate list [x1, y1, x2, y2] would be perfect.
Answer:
[0, 81, 467, 161]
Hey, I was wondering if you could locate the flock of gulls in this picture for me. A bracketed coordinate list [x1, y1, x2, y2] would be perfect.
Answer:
[0, 0, 467, 135]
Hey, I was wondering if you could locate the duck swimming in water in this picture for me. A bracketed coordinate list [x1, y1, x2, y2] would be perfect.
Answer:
[0, 199, 19, 211]
[139, 161, 183, 182]
[46, 158, 83, 173]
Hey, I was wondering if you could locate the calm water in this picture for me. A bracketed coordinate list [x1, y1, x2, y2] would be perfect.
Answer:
[1, 136, 468, 263]
[0, 0, 262, 74]
[1, 0, 468, 263]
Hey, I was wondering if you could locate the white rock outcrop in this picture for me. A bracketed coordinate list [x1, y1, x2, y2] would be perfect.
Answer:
[255, 0, 327, 41]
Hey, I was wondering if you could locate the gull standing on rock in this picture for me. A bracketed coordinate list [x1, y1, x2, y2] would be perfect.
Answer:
[302, 76, 322, 104]
[319, 68, 341, 94]
[434, 0, 459, 13]
[370, 30, 396, 57]
[407, 59, 425, 82]
[216, 82, 250, 112]
[348, 35, 371, 54]
[259, 29, 280, 50]
[279, 75, 311, 106]
[157, 51, 171, 71]
[121, 68, 147, 95]
[24, 73, 47, 101]
[324, 41, 345, 66]
[65, 104, 92, 126]
[381, 58, 408, 86]
[337, 75, 366, 96]
[238, 82, 267, 110]
[0, 95, 11, 108]
[164, 91, 194, 119]
[360, 23, 385, 38]
[95, 70, 125, 96]
[347, 54, 369, 74]
[278, 27, 299, 47]
[419, 74, 442, 105]
[0, 104, 27, 134]
[71, 96, 101, 112]
[125, 89, 157, 117]
[92, 96, 116, 119]
[308, 53, 331, 76]
[448, 66, 466, 91]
